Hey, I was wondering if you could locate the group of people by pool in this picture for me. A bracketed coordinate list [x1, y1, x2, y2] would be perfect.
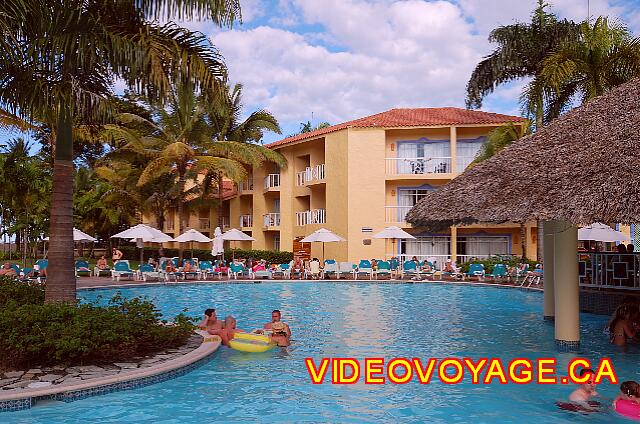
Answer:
[197, 308, 291, 348]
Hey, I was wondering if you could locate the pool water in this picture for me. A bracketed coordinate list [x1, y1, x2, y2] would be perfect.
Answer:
[4, 282, 638, 423]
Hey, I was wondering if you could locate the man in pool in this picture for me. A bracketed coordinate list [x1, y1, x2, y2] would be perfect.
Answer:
[569, 368, 599, 404]
[258, 310, 291, 346]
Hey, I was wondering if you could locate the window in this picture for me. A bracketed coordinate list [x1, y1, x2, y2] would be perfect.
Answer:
[457, 236, 510, 257]
[456, 137, 486, 172]
[274, 235, 280, 251]
[397, 139, 451, 174]
[397, 188, 433, 222]
[401, 236, 451, 257]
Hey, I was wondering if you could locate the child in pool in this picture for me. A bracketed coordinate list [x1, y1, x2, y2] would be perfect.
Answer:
[569, 368, 598, 403]
[613, 381, 640, 407]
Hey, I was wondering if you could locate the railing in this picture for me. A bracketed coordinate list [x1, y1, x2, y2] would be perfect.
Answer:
[198, 218, 210, 230]
[239, 214, 253, 228]
[296, 164, 326, 186]
[219, 216, 230, 229]
[296, 209, 326, 226]
[396, 254, 514, 271]
[385, 157, 452, 175]
[264, 174, 281, 190]
[384, 206, 413, 223]
[239, 178, 254, 192]
[263, 213, 281, 227]
[579, 252, 640, 290]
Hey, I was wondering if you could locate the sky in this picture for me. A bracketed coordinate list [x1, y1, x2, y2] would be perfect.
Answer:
[2, 0, 640, 146]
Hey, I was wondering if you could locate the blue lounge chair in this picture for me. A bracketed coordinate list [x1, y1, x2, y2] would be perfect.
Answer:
[356, 260, 373, 280]
[489, 264, 508, 281]
[401, 261, 419, 279]
[375, 261, 392, 279]
[465, 263, 485, 281]
[198, 261, 221, 280]
[322, 260, 338, 279]
[418, 261, 435, 280]
[111, 260, 134, 281]
[338, 262, 356, 279]
[75, 260, 91, 277]
[228, 263, 252, 279]
[138, 263, 162, 281]
[272, 263, 290, 279]
[182, 259, 199, 280]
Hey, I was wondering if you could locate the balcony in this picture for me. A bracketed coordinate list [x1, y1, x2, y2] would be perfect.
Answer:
[296, 209, 326, 226]
[385, 205, 413, 225]
[198, 218, 210, 230]
[239, 178, 254, 194]
[385, 157, 452, 177]
[164, 220, 175, 232]
[296, 164, 326, 186]
[263, 174, 281, 191]
[263, 213, 281, 228]
[239, 214, 253, 228]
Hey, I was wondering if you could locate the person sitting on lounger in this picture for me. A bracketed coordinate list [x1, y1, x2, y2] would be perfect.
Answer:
[183, 261, 195, 273]
[253, 259, 267, 272]
[0, 263, 16, 277]
[97, 256, 109, 270]
[165, 261, 178, 273]
[112, 248, 123, 263]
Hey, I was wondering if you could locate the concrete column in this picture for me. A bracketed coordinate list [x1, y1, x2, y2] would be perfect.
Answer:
[450, 226, 457, 263]
[553, 221, 580, 349]
[542, 220, 556, 321]
[450, 127, 457, 174]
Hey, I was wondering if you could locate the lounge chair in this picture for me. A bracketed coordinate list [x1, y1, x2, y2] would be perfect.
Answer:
[138, 263, 162, 281]
[356, 260, 373, 280]
[228, 263, 252, 279]
[198, 261, 221, 280]
[389, 259, 400, 277]
[272, 263, 290, 279]
[253, 268, 272, 279]
[375, 261, 392, 279]
[289, 261, 303, 279]
[441, 262, 463, 280]
[509, 263, 529, 283]
[418, 261, 435, 280]
[465, 263, 485, 281]
[160, 260, 182, 282]
[322, 260, 338, 279]
[489, 264, 508, 281]
[522, 264, 543, 287]
[75, 260, 91, 277]
[32, 259, 48, 282]
[306, 260, 321, 279]
[401, 261, 419, 279]
[182, 259, 199, 280]
[111, 260, 135, 281]
[338, 262, 355, 279]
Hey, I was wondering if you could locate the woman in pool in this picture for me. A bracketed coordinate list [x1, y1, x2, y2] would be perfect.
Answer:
[609, 304, 638, 346]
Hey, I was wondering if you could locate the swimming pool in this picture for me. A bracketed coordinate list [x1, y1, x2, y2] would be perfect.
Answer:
[3, 282, 636, 423]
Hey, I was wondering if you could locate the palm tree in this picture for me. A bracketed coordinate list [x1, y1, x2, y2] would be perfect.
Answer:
[537, 17, 640, 117]
[206, 83, 286, 227]
[0, 0, 240, 302]
[468, 121, 533, 259]
[466, 0, 578, 127]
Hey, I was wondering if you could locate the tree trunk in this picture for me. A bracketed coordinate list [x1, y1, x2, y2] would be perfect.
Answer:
[45, 110, 76, 303]
[535, 108, 544, 262]
[177, 173, 186, 260]
[217, 172, 224, 228]
[520, 223, 527, 260]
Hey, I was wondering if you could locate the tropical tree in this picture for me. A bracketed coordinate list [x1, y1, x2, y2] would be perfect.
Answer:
[468, 121, 533, 259]
[205, 83, 286, 227]
[466, 0, 578, 127]
[536, 17, 640, 119]
[0, 0, 240, 302]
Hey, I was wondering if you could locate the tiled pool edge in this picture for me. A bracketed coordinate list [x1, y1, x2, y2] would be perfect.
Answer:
[0, 331, 221, 413]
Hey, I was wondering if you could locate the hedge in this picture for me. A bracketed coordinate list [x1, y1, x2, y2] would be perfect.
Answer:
[458, 256, 539, 273]
[116, 246, 293, 264]
[0, 278, 193, 370]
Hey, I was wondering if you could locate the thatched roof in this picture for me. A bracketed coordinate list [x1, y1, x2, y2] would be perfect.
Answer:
[406, 77, 640, 231]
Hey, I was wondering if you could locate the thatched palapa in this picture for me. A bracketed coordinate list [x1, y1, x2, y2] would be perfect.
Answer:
[406, 77, 640, 231]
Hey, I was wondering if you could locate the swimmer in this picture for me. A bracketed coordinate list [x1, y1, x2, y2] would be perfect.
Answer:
[609, 304, 638, 346]
[569, 368, 598, 404]
[257, 309, 291, 347]
[613, 381, 640, 407]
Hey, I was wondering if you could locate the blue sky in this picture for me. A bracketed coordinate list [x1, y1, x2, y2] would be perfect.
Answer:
[3, 0, 640, 146]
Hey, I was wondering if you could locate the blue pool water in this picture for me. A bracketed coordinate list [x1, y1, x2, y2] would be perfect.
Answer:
[4, 282, 637, 423]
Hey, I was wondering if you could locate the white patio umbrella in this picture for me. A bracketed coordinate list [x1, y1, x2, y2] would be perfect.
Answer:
[578, 222, 630, 243]
[174, 229, 212, 259]
[373, 226, 416, 260]
[299, 228, 346, 262]
[111, 224, 173, 262]
[211, 227, 224, 259]
[44, 228, 97, 243]
[222, 228, 255, 259]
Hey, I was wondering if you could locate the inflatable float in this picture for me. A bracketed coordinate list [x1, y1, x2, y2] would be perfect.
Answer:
[616, 399, 640, 419]
[229, 332, 275, 353]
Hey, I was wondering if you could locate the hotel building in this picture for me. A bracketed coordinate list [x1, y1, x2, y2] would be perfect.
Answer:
[160, 107, 537, 264]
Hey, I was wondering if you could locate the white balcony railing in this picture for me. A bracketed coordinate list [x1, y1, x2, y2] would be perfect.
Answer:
[199, 218, 210, 230]
[263, 213, 281, 227]
[384, 206, 413, 223]
[264, 174, 281, 190]
[296, 164, 326, 186]
[239, 214, 253, 228]
[296, 209, 326, 226]
[385, 157, 452, 175]
[239, 178, 254, 192]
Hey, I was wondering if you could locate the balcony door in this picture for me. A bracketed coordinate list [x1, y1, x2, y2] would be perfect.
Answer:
[397, 139, 450, 174]
[397, 187, 433, 222]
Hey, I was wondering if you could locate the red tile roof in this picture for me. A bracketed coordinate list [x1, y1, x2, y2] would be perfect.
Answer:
[266, 107, 525, 149]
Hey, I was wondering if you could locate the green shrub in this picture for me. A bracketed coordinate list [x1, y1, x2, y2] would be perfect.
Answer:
[0, 280, 194, 370]
[117, 246, 293, 264]
[0, 277, 44, 306]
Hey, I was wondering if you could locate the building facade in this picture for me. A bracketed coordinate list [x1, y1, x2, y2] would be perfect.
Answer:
[159, 107, 538, 264]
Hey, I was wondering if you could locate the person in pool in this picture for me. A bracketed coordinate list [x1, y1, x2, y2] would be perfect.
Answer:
[257, 309, 291, 346]
[609, 304, 638, 346]
[614, 381, 640, 407]
[569, 368, 598, 404]
[222, 315, 244, 341]
[199, 308, 234, 346]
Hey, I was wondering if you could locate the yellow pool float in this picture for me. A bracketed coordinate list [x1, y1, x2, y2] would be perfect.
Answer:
[229, 332, 275, 353]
